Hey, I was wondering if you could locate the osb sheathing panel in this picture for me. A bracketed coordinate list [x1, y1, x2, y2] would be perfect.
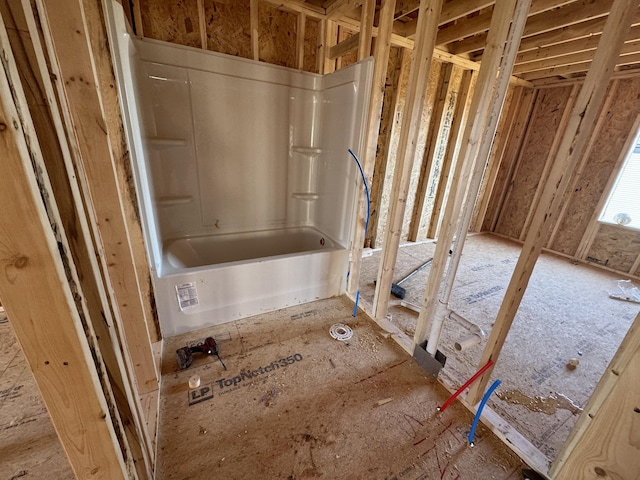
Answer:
[481, 88, 536, 232]
[375, 51, 412, 245]
[400, 60, 442, 242]
[204, 0, 251, 59]
[550, 77, 640, 256]
[494, 85, 573, 239]
[415, 65, 464, 241]
[140, 0, 202, 48]
[258, 3, 297, 69]
[587, 224, 640, 272]
[368, 47, 403, 248]
[303, 17, 319, 73]
[470, 84, 516, 231]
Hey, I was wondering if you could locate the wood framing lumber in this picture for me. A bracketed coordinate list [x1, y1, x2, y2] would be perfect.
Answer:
[519, 84, 579, 239]
[466, 0, 638, 406]
[37, 0, 159, 394]
[297, 12, 306, 68]
[251, 0, 259, 60]
[522, 51, 640, 80]
[367, 47, 407, 248]
[551, 311, 640, 478]
[414, 0, 516, 344]
[407, 62, 454, 242]
[326, 0, 362, 19]
[10, 0, 155, 472]
[323, 19, 338, 73]
[358, 0, 375, 60]
[515, 39, 640, 74]
[131, 0, 143, 36]
[429, 0, 532, 354]
[197, 0, 206, 49]
[450, 0, 614, 55]
[371, 0, 443, 320]
[427, 68, 474, 238]
[0, 32, 129, 479]
[515, 24, 640, 66]
[329, 30, 359, 58]
[347, 0, 396, 295]
[470, 86, 524, 233]
[262, 0, 326, 18]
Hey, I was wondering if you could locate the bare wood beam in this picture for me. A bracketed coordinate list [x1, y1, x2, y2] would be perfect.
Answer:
[326, 0, 362, 19]
[415, 0, 531, 352]
[0, 28, 129, 479]
[323, 19, 339, 73]
[515, 38, 640, 74]
[466, 0, 638, 405]
[335, 14, 534, 86]
[262, 0, 326, 18]
[519, 84, 579, 239]
[448, 0, 613, 54]
[402, 0, 573, 42]
[38, 0, 159, 394]
[516, 24, 640, 65]
[297, 12, 306, 68]
[358, 0, 375, 60]
[470, 86, 524, 233]
[372, 0, 444, 320]
[251, 0, 259, 60]
[551, 312, 640, 479]
[131, 0, 143, 36]
[19, 0, 156, 470]
[521, 51, 640, 80]
[368, 47, 407, 248]
[407, 63, 454, 241]
[197, 0, 206, 49]
[347, 0, 397, 294]
[329, 30, 359, 58]
[427, 68, 474, 238]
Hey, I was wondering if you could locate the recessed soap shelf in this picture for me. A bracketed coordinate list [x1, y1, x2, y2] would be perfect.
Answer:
[291, 193, 319, 201]
[157, 195, 193, 206]
[291, 146, 322, 156]
[147, 137, 188, 149]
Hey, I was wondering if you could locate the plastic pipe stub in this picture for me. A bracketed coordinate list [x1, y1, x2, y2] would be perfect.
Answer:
[329, 323, 353, 341]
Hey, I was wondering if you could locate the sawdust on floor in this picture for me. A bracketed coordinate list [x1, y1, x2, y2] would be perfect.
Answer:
[359, 233, 639, 461]
[156, 296, 526, 479]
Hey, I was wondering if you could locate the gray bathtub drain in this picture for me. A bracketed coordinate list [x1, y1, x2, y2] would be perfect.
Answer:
[329, 323, 353, 341]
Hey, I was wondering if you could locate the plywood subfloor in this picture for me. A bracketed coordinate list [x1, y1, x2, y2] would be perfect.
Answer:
[359, 233, 639, 461]
[156, 296, 526, 479]
[0, 313, 73, 480]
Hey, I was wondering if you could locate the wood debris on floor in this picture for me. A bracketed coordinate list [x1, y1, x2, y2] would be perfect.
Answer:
[156, 296, 525, 479]
[359, 233, 640, 460]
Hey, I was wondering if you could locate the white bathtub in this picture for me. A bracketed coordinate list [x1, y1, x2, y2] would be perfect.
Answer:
[154, 227, 349, 336]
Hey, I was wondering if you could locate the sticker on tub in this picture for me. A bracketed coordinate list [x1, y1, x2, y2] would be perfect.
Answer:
[176, 282, 199, 310]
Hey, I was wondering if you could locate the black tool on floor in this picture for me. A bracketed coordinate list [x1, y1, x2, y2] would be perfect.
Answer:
[176, 337, 227, 370]
[377, 257, 433, 299]
[522, 469, 545, 480]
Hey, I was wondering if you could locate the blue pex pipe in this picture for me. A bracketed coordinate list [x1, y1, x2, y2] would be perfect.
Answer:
[468, 379, 501, 446]
[348, 149, 370, 236]
[352, 290, 360, 317]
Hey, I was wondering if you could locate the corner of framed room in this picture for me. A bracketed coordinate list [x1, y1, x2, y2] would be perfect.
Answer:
[1, 1, 639, 480]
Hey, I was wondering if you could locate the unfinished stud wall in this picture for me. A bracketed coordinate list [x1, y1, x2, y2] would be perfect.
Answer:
[483, 77, 640, 276]
[205, 0, 252, 59]
[138, 0, 319, 72]
[493, 85, 574, 239]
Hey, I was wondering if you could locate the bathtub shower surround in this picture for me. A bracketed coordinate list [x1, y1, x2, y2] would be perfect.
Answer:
[106, 3, 373, 336]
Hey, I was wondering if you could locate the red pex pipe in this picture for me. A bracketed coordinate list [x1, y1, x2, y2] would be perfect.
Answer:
[438, 359, 494, 412]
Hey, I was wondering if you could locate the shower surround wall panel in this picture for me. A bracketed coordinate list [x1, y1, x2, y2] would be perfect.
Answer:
[106, 2, 373, 336]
